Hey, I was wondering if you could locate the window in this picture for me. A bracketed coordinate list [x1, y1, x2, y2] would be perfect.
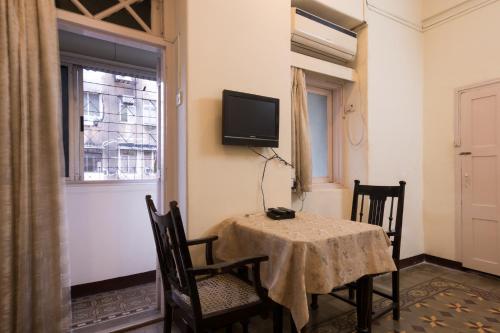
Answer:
[142, 99, 157, 126]
[61, 63, 160, 181]
[306, 81, 343, 184]
[119, 149, 137, 176]
[143, 150, 157, 176]
[84, 148, 103, 173]
[83, 92, 102, 121]
[119, 96, 136, 123]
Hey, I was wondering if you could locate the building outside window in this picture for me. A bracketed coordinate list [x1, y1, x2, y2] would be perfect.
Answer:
[60, 64, 159, 181]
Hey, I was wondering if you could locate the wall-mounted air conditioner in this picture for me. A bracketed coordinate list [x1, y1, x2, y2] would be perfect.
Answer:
[291, 7, 357, 63]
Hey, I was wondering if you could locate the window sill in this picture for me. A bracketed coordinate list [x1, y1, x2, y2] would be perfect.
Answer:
[65, 179, 159, 187]
[311, 182, 345, 192]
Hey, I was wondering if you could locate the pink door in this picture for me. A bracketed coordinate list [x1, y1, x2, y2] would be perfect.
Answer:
[460, 82, 500, 275]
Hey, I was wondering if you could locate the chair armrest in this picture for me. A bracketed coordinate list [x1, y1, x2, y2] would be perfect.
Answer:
[186, 235, 218, 246]
[188, 255, 268, 276]
[186, 235, 218, 265]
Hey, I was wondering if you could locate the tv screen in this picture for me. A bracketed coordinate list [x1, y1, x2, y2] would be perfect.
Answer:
[222, 90, 279, 147]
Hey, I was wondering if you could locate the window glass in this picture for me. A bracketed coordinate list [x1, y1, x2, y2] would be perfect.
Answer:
[82, 68, 158, 181]
[307, 92, 329, 178]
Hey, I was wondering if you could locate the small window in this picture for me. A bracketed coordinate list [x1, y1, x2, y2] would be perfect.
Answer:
[143, 150, 157, 176]
[83, 92, 102, 120]
[120, 96, 136, 123]
[142, 99, 157, 126]
[306, 81, 343, 184]
[119, 149, 138, 176]
[84, 148, 103, 173]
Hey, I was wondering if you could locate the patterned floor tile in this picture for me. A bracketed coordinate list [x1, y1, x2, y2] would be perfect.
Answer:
[71, 282, 157, 330]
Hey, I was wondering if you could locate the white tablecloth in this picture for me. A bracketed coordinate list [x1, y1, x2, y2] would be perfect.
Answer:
[209, 212, 396, 330]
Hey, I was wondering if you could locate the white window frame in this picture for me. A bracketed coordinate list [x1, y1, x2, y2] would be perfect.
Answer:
[306, 78, 344, 186]
[61, 58, 161, 183]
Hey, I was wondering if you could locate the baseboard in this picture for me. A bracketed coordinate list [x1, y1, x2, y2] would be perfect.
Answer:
[399, 253, 463, 270]
[71, 270, 156, 298]
[423, 254, 463, 270]
[399, 254, 426, 269]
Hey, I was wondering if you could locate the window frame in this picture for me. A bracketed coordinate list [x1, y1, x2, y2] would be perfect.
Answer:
[61, 62, 77, 181]
[61, 57, 161, 184]
[306, 78, 344, 186]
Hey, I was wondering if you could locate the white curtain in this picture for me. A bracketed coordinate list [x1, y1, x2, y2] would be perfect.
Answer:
[291, 67, 312, 194]
[0, 1, 70, 332]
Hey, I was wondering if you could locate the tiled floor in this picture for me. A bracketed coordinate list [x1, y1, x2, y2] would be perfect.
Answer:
[124, 263, 500, 333]
[72, 282, 158, 331]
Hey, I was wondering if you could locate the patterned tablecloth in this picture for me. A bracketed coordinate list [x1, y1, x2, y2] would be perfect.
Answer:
[208, 212, 396, 330]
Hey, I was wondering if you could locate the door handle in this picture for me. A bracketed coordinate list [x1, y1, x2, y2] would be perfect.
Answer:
[459, 152, 471, 155]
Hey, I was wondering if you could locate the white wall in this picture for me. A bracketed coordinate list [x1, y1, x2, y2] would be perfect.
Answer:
[183, 0, 292, 238]
[423, 1, 500, 260]
[66, 183, 157, 285]
[366, 0, 425, 258]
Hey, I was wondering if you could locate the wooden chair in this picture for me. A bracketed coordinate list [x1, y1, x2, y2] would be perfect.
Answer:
[310, 180, 406, 320]
[145, 196, 282, 333]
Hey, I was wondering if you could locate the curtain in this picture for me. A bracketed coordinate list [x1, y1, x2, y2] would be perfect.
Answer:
[291, 67, 312, 194]
[0, 1, 70, 332]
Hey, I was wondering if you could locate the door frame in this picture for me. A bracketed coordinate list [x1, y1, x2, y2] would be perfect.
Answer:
[454, 78, 500, 263]
[57, 11, 180, 330]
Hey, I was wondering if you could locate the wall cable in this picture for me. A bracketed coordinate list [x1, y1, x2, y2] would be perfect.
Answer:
[249, 147, 292, 212]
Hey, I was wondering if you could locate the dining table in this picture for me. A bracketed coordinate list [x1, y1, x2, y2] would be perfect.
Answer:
[208, 211, 396, 333]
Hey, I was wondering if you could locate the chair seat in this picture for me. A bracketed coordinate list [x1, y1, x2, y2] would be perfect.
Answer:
[173, 274, 261, 317]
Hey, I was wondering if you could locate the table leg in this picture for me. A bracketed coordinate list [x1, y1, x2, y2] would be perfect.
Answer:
[356, 275, 373, 333]
[273, 303, 283, 333]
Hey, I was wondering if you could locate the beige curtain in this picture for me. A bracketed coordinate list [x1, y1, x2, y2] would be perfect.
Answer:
[291, 67, 312, 194]
[0, 1, 70, 332]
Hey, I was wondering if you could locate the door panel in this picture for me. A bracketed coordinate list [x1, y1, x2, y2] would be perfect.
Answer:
[460, 83, 500, 275]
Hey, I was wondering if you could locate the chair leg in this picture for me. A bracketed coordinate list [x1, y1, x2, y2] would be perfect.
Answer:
[348, 286, 356, 300]
[310, 294, 319, 310]
[392, 270, 400, 320]
[241, 320, 249, 333]
[164, 302, 173, 333]
[273, 304, 283, 333]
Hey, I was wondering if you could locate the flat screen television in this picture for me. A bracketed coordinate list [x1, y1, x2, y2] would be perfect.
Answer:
[222, 90, 279, 147]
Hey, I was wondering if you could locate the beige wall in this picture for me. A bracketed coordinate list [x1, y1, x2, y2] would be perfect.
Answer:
[366, 0, 425, 258]
[291, 1, 426, 259]
[423, 1, 500, 260]
[183, 0, 292, 238]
